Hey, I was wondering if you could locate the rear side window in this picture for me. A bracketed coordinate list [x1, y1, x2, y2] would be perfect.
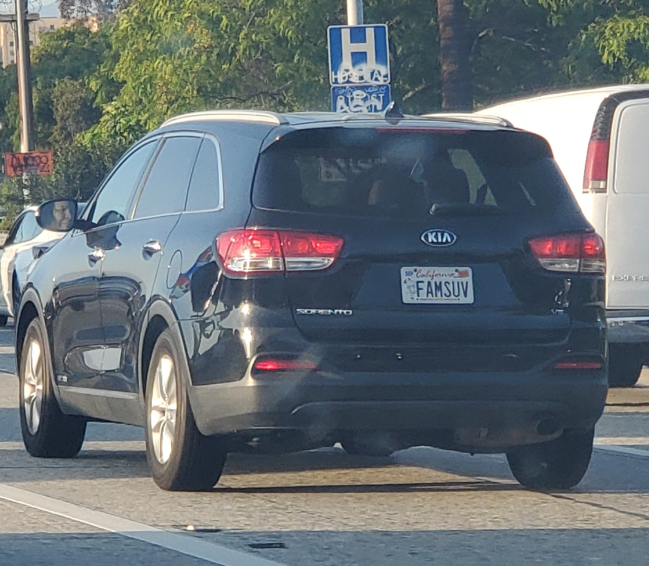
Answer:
[134, 136, 201, 219]
[6, 211, 41, 246]
[90, 141, 157, 226]
[19, 211, 42, 241]
[185, 138, 222, 212]
[253, 129, 579, 218]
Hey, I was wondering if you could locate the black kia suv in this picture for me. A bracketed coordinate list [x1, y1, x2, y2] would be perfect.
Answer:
[16, 110, 607, 491]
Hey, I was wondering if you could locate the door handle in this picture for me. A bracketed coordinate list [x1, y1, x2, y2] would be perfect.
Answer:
[87, 248, 104, 264]
[142, 240, 163, 257]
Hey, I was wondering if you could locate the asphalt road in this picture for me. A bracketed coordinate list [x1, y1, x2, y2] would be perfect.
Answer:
[2, 325, 649, 566]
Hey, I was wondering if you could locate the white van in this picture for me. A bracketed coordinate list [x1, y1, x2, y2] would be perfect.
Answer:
[477, 84, 649, 387]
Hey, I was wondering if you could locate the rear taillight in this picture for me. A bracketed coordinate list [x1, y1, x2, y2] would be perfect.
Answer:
[281, 232, 344, 271]
[216, 230, 283, 274]
[216, 229, 344, 275]
[253, 357, 318, 372]
[553, 356, 604, 370]
[554, 361, 603, 370]
[583, 139, 609, 193]
[529, 233, 605, 274]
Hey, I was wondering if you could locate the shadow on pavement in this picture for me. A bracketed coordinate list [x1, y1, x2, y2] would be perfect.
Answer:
[4, 528, 649, 566]
[0, 532, 209, 566]
[204, 527, 649, 566]
[214, 479, 520, 495]
[0, 407, 20, 442]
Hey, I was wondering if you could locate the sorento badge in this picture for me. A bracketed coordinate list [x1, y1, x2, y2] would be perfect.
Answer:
[421, 229, 457, 247]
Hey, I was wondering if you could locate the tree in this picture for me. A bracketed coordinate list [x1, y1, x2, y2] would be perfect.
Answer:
[3, 0, 649, 228]
[59, 0, 130, 22]
[534, 0, 649, 85]
[0, 24, 115, 216]
[51, 78, 101, 145]
[437, 0, 473, 110]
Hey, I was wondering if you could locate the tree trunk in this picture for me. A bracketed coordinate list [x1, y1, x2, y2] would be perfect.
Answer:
[437, 0, 473, 111]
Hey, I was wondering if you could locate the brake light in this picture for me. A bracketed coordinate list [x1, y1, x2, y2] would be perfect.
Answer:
[529, 233, 605, 274]
[217, 229, 344, 275]
[583, 139, 609, 193]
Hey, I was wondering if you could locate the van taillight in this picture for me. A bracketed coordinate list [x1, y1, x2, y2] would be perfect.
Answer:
[583, 139, 609, 193]
[529, 233, 605, 274]
[216, 229, 344, 275]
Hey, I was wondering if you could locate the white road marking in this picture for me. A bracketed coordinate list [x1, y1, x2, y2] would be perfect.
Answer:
[0, 483, 285, 566]
[595, 437, 649, 445]
[0, 440, 145, 450]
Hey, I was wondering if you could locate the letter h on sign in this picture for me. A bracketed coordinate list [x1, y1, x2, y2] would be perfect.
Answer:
[328, 25, 390, 86]
[341, 27, 376, 71]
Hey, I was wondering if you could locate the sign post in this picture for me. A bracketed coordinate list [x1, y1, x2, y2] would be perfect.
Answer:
[0, 11, 39, 153]
[327, 24, 391, 114]
[15, 0, 34, 152]
[346, 0, 363, 26]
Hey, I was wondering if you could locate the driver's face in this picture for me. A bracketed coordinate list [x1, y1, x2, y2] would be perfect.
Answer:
[52, 201, 73, 229]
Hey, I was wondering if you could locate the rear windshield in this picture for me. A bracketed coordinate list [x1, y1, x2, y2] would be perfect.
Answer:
[252, 128, 579, 218]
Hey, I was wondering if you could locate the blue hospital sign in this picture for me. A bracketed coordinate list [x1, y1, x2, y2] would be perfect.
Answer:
[328, 25, 390, 86]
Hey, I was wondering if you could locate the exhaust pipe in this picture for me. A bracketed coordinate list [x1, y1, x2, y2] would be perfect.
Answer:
[535, 418, 561, 437]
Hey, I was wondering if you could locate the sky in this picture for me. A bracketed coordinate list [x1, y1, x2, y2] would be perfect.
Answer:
[40, 0, 60, 18]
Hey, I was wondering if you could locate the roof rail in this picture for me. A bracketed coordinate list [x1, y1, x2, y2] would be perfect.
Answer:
[162, 110, 288, 127]
[423, 113, 514, 128]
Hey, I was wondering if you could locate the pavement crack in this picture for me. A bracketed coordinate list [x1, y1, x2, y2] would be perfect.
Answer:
[547, 492, 649, 523]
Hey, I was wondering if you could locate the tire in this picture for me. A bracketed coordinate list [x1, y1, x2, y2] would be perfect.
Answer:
[19, 318, 86, 458]
[145, 328, 227, 491]
[0, 315, 7, 327]
[506, 429, 594, 490]
[608, 344, 643, 388]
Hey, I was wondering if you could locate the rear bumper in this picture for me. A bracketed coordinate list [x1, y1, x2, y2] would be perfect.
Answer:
[607, 310, 649, 343]
[188, 369, 607, 452]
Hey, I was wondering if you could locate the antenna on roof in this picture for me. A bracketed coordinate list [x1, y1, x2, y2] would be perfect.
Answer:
[382, 101, 404, 122]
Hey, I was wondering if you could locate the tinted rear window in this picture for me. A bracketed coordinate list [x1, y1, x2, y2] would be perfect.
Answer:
[252, 128, 579, 218]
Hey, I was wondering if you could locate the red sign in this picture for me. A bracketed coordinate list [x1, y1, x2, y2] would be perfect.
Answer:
[4, 151, 54, 176]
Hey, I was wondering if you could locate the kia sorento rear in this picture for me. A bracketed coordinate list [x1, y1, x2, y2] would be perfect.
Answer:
[210, 118, 607, 489]
[20, 111, 605, 491]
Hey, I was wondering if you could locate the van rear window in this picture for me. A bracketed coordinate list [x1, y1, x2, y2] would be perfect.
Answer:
[252, 128, 579, 218]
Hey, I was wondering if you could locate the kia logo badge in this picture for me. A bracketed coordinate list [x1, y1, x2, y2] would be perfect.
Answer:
[421, 229, 457, 247]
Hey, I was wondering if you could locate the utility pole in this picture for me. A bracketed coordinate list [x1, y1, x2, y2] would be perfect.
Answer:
[0, 7, 38, 153]
[15, 0, 34, 152]
[346, 0, 363, 25]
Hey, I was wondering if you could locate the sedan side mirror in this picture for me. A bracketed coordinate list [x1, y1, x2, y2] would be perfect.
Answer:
[35, 199, 78, 233]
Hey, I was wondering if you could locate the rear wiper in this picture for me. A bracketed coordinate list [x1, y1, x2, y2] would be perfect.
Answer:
[429, 203, 505, 216]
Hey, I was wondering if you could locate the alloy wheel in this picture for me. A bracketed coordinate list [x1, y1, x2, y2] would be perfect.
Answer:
[149, 354, 177, 464]
[23, 339, 44, 435]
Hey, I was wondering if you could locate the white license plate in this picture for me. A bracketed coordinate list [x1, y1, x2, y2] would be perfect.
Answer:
[401, 267, 474, 304]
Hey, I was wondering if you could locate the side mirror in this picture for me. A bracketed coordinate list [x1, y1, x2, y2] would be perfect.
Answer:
[35, 199, 78, 233]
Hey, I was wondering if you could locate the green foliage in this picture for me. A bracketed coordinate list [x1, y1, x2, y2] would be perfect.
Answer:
[51, 78, 101, 145]
[0, 24, 115, 221]
[32, 24, 112, 86]
[0, 0, 648, 227]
